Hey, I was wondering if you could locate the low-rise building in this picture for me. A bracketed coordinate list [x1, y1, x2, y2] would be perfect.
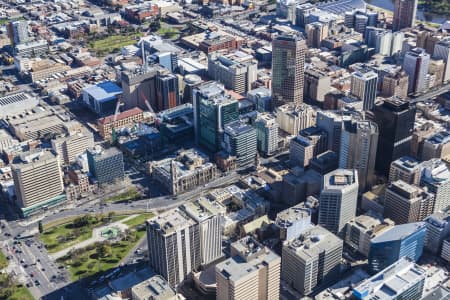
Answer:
[150, 149, 217, 195]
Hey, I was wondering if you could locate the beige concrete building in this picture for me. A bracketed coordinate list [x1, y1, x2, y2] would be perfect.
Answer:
[275, 103, 316, 136]
[381, 70, 409, 99]
[389, 156, 422, 185]
[282, 225, 343, 295]
[304, 69, 331, 103]
[305, 22, 328, 49]
[290, 127, 327, 168]
[51, 122, 94, 165]
[384, 180, 435, 224]
[150, 149, 217, 195]
[216, 236, 281, 300]
[11, 150, 64, 216]
[344, 212, 394, 257]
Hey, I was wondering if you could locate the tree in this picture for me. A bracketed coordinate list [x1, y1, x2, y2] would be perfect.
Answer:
[96, 244, 112, 258]
[38, 221, 43, 234]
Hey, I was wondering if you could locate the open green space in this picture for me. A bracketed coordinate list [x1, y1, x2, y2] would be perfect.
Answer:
[105, 187, 141, 203]
[123, 212, 154, 228]
[0, 286, 34, 300]
[0, 273, 34, 300]
[40, 213, 125, 253]
[58, 228, 146, 280]
[0, 251, 7, 269]
[157, 24, 179, 39]
[88, 33, 143, 54]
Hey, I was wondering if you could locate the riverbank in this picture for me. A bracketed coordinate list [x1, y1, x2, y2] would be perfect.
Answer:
[367, 3, 441, 28]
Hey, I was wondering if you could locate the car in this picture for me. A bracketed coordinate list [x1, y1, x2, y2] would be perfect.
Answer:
[37, 259, 40, 262]
[34, 280, 40, 286]
[26, 282, 33, 288]
[24, 264, 28, 268]
[41, 268, 45, 271]
[30, 273, 34, 277]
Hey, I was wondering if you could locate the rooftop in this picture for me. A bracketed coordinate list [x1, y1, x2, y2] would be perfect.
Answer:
[371, 222, 426, 244]
[275, 204, 311, 229]
[353, 258, 426, 300]
[83, 81, 122, 101]
[284, 225, 342, 262]
[147, 208, 196, 235]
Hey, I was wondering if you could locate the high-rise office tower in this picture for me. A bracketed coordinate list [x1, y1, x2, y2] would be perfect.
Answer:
[86, 146, 125, 185]
[8, 20, 29, 45]
[354, 13, 369, 34]
[216, 236, 280, 300]
[12, 150, 64, 217]
[155, 71, 180, 112]
[147, 209, 200, 287]
[208, 50, 257, 94]
[368, 222, 426, 274]
[424, 210, 450, 255]
[384, 180, 435, 224]
[351, 69, 378, 111]
[183, 74, 203, 104]
[180, 198, 224, 265]
[290, 126, 327, 168]
[433, 37, 450, 83]
[339, 120, 378, 193]
[255, 113, 279, 156]
[305, 22, 328, 49]
[374, 30, 393, 56]
[381, 70, 409, 99]
[373, 98, 416, 176]
[393, 0, 418, 31]
[391, 31, 405, 55]
[193, 81, 239, 153]
[121, 65, 161, 110]
[354, 257, 426, 300]
[421, 159, 450, 213]
[403, 48, 430, 94]
[316, 110, 353, 158]
[319, 169, 358, 236]
[272, 35, 306, 108]
[282, 225, 343, 296]
[389, 156, 422, 185]
[223, 121, 257, 168]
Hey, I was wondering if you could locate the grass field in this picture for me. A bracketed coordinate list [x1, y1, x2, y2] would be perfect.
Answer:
[0, 251, 7, 269]
[0, 286, 34, 300]
[123, 213, 154, 228]
[88, 33, 143, 54]
[105, 187, 141, 203]
[40, 215, 127, 253]
[157, 25, 179, 39]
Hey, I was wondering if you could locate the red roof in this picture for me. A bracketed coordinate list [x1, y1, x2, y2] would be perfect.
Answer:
[98, 107, 144, 125]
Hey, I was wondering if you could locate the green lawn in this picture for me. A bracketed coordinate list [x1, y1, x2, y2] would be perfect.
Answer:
[59, 229, 146, 280]
[0, 250, 7, 269]
[123, 213, 154, 228]
[157, 25, 179, 39]
[105, 188, 141, 203]
[0, 287, 34, 300]
[40, 214, 127, 253]
[88, 33, 143, 54]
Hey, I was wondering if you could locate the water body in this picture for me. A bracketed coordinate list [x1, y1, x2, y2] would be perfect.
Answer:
[365, 0, 448, 24]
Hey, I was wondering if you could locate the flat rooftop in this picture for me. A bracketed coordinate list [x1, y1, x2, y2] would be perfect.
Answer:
[147, 208, 196, 235]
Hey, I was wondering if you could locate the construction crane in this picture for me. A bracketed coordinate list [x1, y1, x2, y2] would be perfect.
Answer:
[111, 97, 123, 144]
[139, 91, 156, 122]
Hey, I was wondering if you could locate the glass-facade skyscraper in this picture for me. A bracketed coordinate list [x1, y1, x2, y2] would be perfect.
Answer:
[368, 222, 427, 274]
[193, 82, 239, 153]
[374, 98, 416, 176]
